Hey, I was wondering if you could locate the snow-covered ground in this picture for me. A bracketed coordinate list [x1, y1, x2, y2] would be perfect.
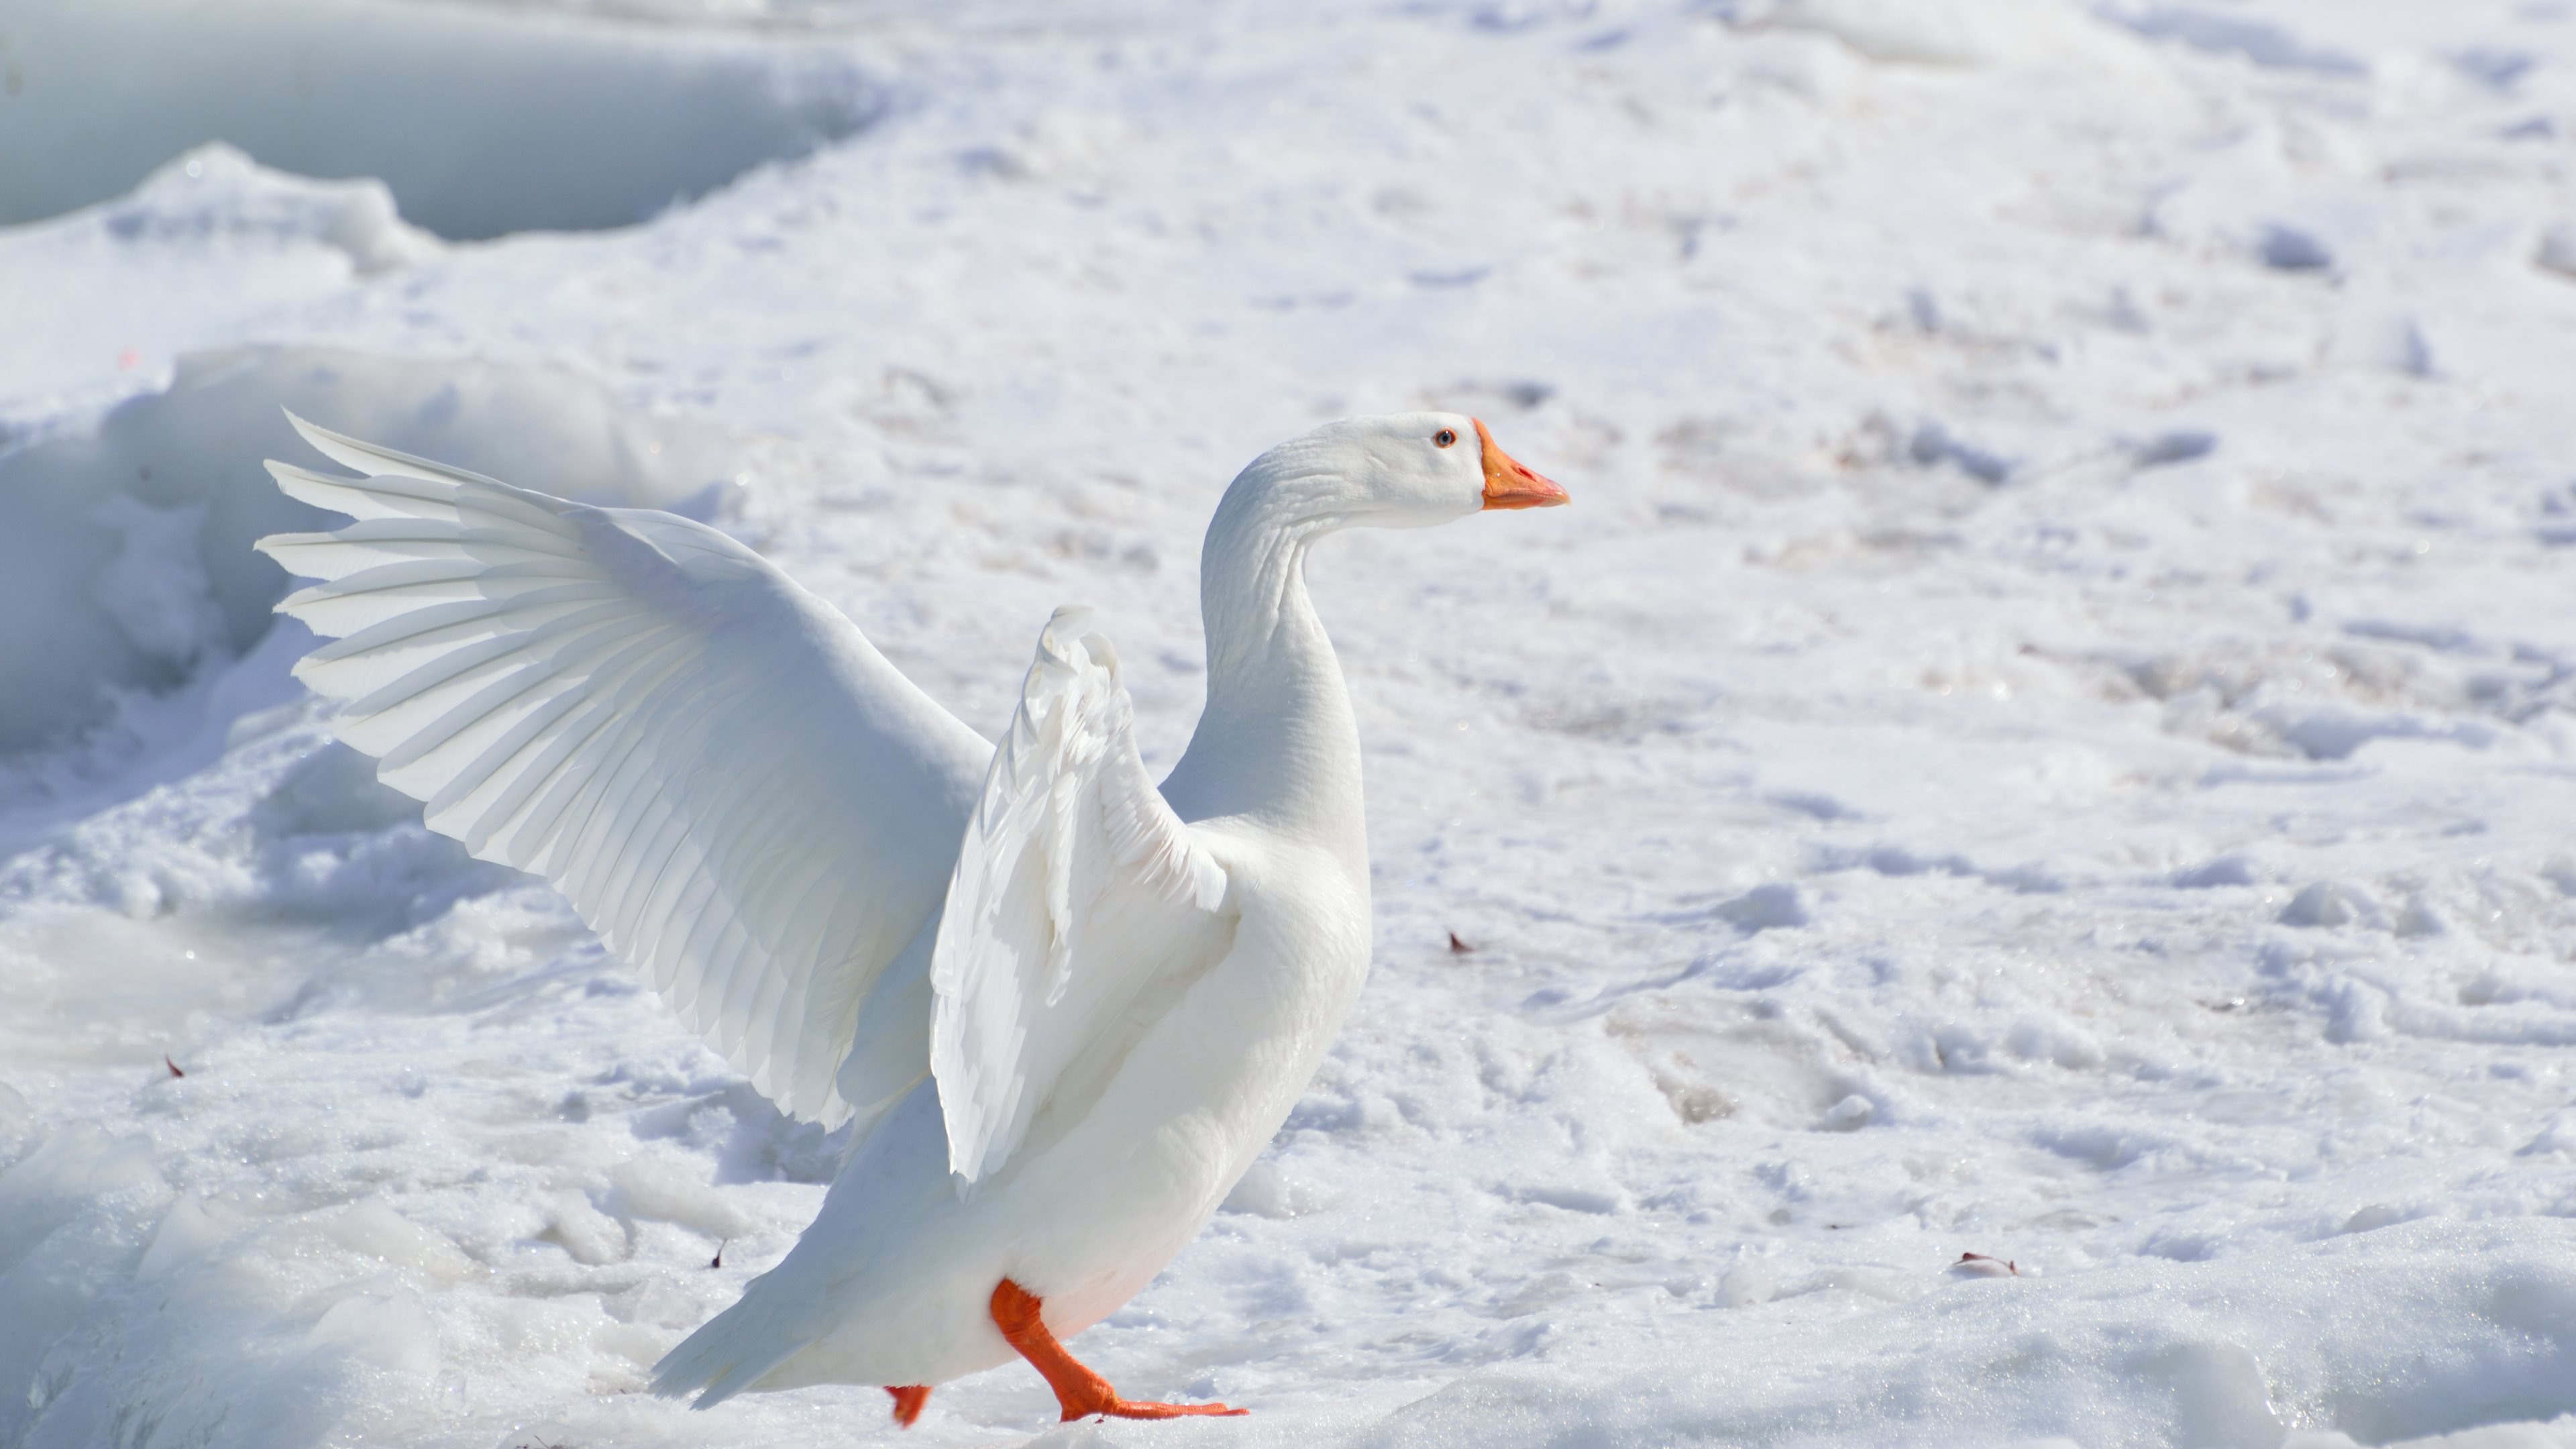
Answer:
[5, 0, 2576, 1444]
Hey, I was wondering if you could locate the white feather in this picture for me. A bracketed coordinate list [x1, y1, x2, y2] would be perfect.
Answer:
[256, 411, 989, 1128]
[928, 606, 1233, 1186]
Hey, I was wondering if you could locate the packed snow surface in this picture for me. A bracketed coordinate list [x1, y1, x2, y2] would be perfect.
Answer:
[5, 1, 2576, 1445]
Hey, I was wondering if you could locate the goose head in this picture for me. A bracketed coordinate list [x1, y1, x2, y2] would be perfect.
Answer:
[1228, 411, 1568, 532]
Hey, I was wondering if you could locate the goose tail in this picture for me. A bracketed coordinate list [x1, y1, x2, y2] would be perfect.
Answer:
[651, 1285, 810, 1410]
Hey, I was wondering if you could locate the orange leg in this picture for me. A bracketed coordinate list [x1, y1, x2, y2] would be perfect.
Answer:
[989, 1279, 1247, 1421]
[884, 1385, 931, 1428]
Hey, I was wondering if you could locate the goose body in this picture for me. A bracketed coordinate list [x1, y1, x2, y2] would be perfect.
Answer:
[255, 411, 1564, 1421]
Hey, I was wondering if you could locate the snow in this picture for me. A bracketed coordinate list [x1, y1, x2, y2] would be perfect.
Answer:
[3, 0, 2575, 1445]
[1, 0, 886, 239]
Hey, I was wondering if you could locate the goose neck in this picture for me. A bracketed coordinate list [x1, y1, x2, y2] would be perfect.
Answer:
[1163, 472, 1362, 843]
[1199, 502, 1332, 704]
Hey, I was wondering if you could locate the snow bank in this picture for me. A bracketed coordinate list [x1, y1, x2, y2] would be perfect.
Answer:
[0, 345, 740, 767]
[0, 0, 890, 238]
[0, 146, 440, 421]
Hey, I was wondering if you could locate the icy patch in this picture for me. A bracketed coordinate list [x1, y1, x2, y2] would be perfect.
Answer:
[0, 0, 890, 238]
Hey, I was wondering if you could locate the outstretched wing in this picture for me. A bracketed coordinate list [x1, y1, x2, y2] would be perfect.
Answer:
[930, 607, 1234, 1186]
[256, 412, 989, 1128]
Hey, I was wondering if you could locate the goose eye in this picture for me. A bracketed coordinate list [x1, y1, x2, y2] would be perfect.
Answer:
[1433, 429, 1458, 448]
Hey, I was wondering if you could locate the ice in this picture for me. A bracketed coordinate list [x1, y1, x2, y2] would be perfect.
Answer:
[5, 0, 2576, 1444]
[1, 0, 887, 239]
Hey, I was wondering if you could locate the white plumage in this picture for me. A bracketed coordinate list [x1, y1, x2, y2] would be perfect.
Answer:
[931, 609, 1231, 1185]
[256, 407, 1564, 1423]
[260, 420, 984, 1132]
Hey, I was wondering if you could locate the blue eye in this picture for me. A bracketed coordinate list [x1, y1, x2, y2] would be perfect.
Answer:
[1434, 429, 1458, 447]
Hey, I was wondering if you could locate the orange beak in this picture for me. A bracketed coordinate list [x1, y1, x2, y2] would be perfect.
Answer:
[1474, 419, 1569, 511]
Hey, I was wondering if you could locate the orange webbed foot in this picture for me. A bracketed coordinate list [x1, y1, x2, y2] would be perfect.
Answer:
[1087, 1397, 1248, 1421]
[885, 1384, 931, 1427]
[989, 1279, 1248, 1424]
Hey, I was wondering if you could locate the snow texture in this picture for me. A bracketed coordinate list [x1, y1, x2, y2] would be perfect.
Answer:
[4, 0, 2576, 1445]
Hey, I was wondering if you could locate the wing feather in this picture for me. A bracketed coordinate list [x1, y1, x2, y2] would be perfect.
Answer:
[929, 607, 1233, 1185]
[258, 411, 989, 1127]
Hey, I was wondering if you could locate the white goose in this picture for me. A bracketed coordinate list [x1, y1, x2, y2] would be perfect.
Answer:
[255, 411, 1566, 1424]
